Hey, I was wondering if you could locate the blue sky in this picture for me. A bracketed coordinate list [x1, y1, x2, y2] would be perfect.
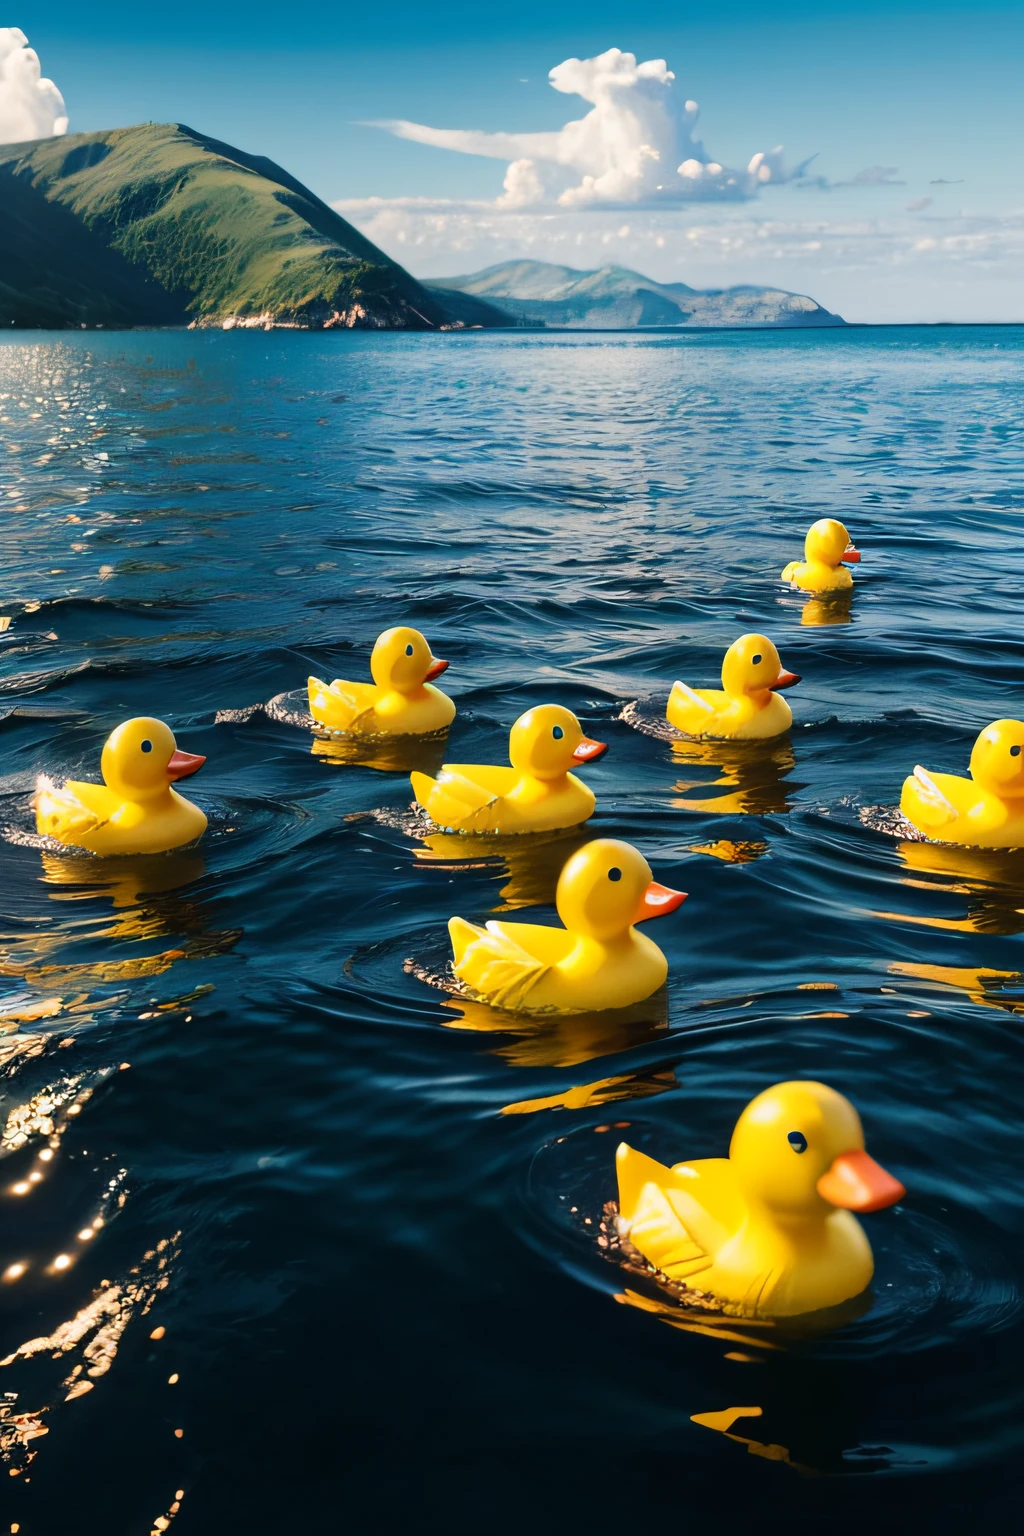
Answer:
[7, 3, 1024, 320]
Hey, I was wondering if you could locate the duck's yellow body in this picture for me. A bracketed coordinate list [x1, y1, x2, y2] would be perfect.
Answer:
[449, 838, 686, 1014]
[667, 634, 800, 741]
[617, 1081, 904, 1318]
[900, 719, 1024, 847]
[308, 626, 455, 736]
[781, 518, 861, 593]
[412, 705, 606, 834]
[35, 718, 207, 856]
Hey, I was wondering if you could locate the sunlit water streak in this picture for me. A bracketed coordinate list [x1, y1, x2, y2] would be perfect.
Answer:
[0, 328, 1023, 1529]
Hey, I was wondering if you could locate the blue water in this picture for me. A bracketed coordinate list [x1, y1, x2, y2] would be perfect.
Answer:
[1, 327, 1023, 1531]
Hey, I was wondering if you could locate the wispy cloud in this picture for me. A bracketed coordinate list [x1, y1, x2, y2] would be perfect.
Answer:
[833, 166, 905, 187]
[906, 196, 933, 212]
[371, 47, 816, 210]
[0, 27, 67, 143]
[335, 194, 1024, 296]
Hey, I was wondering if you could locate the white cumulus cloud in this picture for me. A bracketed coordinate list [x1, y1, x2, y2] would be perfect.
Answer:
[0, 27, 67, 142]
[372, 47, 815, 210]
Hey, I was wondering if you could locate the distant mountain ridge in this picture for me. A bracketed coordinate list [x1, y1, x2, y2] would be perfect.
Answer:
[0, 124, 504, 330]
[0, 128, 843, 333]
[424, 260, 846, 329]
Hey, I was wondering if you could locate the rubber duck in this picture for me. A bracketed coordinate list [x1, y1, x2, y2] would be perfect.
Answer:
[900, 720, 1024, 848]
[781, 518, 861, 593]
[412, 705, 607, 834]
[667, 634, 800, 740]
[448, 837, 686, 1014]
[307, 626, 454, 736]
[616, 1080, 905, 1318]
[35, 718, 207, 856]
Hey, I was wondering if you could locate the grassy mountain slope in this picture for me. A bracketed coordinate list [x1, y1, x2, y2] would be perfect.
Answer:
[0, 124, 505, 330]
[426, 260, 846, 328]
[0, 145, 183, 327]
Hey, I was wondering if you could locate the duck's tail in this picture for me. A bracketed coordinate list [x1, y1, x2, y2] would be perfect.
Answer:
[307, 674, 330, 712]
[615, 1142, 673, 1226]
[33, 775, 103, 842]
[667, 680, 716, 736]
[448, 917, 548, 1011]
[410, 770, 436, 809]
[448, 915, 484, 970]
[901, 766, 957, 830]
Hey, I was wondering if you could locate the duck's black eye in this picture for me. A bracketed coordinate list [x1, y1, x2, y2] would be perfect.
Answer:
[140, 739, 152, 754]
[752, 653, 762, 666]
[787, 1131, 808, 1153]
[1011, 745, 1021, 758]
[405, 643, 414, 656]
[552, 725, 564, 740]
[608, 866, 622, 882]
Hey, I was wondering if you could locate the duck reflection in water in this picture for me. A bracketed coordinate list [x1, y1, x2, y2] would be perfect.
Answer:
[4, 850, 242, 986]
[613, 1294, 882, 1476]
[799, 589, 854, 628]
[39, 847, 206, 907]
[441, 989, 671, 1070]
[413, 826, 591, 912]
[880, 839, 1024, 938]
[887, 958, 1024, 1014]
[500, 1064, 678, 1114]
[671, 736, 803, 826]
[687, 1390, 891, 1476]
[310, 730, 449, 776]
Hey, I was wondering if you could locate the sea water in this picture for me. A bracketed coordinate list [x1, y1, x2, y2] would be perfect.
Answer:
[0, 327, 1022, 1529]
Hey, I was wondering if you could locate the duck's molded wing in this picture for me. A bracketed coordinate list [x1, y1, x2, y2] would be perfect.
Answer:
[668, 1157, 748, 1247]
[781, 560, 801, 583]
[667, 682, 722, 736]
[307, 675, 375, 731]
[65, 779, 121, 819]
[617, 1145, 743, 1281]
[449, 915, 550, 1010]
[441, 765, 518, 797]
[416, 765, 518, 830]
[901, 766, 959, 831]
[34, 775, 107, 843]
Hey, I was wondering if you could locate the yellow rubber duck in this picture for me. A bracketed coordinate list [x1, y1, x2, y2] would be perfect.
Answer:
[667, 634, 800, 740]
[308, 626, 454, 735]
[900, 719, 1024, 848]
[411, 705, 607, 834]
[35, 718, 207, 856]
[448, 837, 686, 1014]
[781, 518, 861, 592]
[616, 1080, 905, 1318]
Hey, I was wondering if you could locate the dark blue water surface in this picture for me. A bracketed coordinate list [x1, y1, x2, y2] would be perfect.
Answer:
[1, 327, 1023, 1533]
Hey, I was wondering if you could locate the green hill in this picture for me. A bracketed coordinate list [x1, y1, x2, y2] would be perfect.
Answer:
[425, 260, 846, 329]
[0, 123, 506, 330]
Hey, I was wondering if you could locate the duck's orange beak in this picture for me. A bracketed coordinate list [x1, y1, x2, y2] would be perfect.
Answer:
[633, 882, 687, 923]
[167, 750, 206, 781]
[770, 669, 801, 691]
[425, 658, 449, 681]
[816, 1149, 904, 1213]
[572, 736, 608, 763]
[841, 546, 861, 564]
